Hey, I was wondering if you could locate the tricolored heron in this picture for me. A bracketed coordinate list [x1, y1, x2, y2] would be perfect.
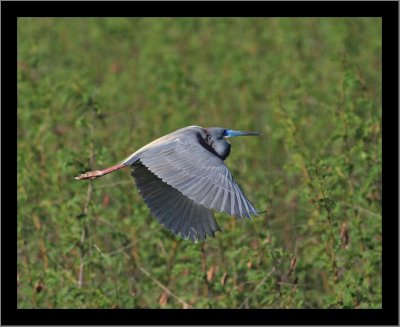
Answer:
[75, 126, 261, 242]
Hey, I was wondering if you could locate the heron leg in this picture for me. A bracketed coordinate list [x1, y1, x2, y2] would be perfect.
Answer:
[74, 163, 126, 180]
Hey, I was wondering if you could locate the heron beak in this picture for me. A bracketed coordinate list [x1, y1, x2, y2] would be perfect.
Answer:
[223, 129, 262, 138]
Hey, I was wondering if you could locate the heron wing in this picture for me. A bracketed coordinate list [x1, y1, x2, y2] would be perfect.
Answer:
[136, 135, 259, 219]
[132, 162, 220, 242]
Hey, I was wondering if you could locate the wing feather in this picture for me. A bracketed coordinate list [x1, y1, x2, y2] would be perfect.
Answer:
[220, 189, 229, 213]
[230, 191, 236, 216]
[210, 186, 223, 209]
[170, 200, 187, 235]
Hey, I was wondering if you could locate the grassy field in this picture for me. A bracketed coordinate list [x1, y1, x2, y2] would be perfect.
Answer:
[17, 17, 382, 309]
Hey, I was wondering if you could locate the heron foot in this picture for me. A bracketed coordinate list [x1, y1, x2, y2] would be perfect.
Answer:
[74, 170, 103, 180]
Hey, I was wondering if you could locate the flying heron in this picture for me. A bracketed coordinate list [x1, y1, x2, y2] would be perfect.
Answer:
[75, 126, 261, 242]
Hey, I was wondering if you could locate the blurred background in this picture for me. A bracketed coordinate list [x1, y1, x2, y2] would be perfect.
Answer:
[17, 17, 382, 308]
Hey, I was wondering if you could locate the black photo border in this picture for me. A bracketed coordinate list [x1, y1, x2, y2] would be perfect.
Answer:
[5, 1, 398, 325]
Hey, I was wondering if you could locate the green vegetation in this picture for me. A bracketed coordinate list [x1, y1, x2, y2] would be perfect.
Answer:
[17, 18, 382, 308]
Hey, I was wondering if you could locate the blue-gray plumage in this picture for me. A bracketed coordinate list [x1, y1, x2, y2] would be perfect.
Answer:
[75, 126, 261, 242]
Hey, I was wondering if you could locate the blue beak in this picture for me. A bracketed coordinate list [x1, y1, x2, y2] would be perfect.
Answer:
[223, 129, 262, 138]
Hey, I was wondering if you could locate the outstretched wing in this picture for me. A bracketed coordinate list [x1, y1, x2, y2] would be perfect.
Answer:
[132, 162, 221, 241]
[136, 131, 259, 219]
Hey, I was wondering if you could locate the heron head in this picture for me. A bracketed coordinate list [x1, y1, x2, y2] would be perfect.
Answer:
[203, 127, 261, 160]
